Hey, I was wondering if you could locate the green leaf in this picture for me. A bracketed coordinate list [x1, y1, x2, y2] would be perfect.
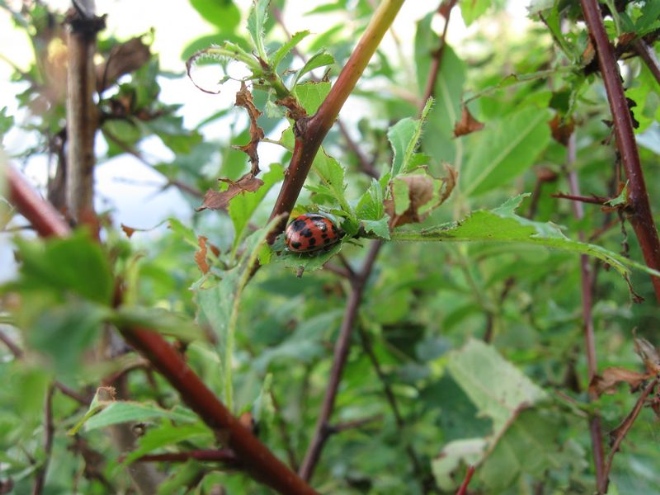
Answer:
[392, 194, 660, 281]
[293, 81, 332, 114]
[13, 232, 114, 305]
[109, 307, 205, 341]
[190, 0, 241, 32]
[271, 30, 310, 69]
[311, 149, 351, 212]
[293, 51, 335, 86]
[356, 179, 390, 239]
[447, 339, 548, 431]
[228, 164, 284, 253]
[461, 106, 551, 197]
[83, 402, 198, 432]
[479, 409, 563, 490]
[461, 0, 492, 25]
[387, 98, 433, 177]
[247, 0, 270, 60]
[194, 217, 282, 411]
[122, 422, 211, 465]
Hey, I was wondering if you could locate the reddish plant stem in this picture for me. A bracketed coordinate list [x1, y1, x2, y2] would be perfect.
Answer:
[566, 133, 607, 490]
[5, 164, 318, 495]
[455, 465, 475, 495]
[579, 0, 660, 301]
[299, 240, 383, 481]
[7, 166, 70, 237]
[269, 0, 405, 236]
[421, 0, 457, 105]
[601, 377, 659, 493]
[633, 39, 660, 86]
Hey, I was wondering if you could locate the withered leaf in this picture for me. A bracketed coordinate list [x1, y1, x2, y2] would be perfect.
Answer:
[589, 367, 650, 397]
[384, 165, 457, 228]
[96, 36, 151, 93]
[197, 173, 264, 211]
[195, 236, 211, 274]
[235, 82, 265, 175]
[549, 114, 575, 146]
[634, 336, 660, 375]
[454, 105, 485, 137]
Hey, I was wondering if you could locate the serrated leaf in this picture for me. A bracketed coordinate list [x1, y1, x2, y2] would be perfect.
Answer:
[392, 194, 659, 281]
[461, 106, 551, 197]
[13, 233, 114, 305]
[271, 30, 310, 69]
[293, 51, 335, 86]
[247, 0, 270, 60]
[387, 99, 433, 177]
[293, 81, 332, 114]
[312, 149, 351, 212]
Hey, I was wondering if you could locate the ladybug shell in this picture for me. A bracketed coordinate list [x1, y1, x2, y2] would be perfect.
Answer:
[285, 214, 342, 253]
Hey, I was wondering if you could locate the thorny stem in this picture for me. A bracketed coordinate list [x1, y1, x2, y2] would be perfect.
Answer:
[269, 0, 405, 236]
[565, 133, 607, 491]
[299, 240, 383, 481]
[5, 164, 319, 495]
[579, 0, 660, 301]
[602, 377, 659, 492]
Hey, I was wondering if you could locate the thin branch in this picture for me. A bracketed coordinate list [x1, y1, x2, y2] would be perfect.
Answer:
[299, 240, 383, 481]
[565, 132, 607, 491]
[420, 0, 457, 106]
[632, 39, 660, 86]
[5, 164, 319, 495]
[579, 0, 660, 300]
[455, 465, 475, 495]
[601, 377, 659, 493]
[0, 329, 24, 358]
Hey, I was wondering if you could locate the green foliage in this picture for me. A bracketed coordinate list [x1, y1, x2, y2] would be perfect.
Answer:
[2, 0, 660, 494]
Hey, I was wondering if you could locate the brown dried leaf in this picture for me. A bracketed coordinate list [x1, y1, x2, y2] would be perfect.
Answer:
[589, 367, 650, 396]
[235, 82, 265, 175]
[121, 224, 137, 238]
[454, 105, 484, 137]
[385, 166, 457, 228]
[197, 173, 264, 211]
[195, 236, 211, 274]
[96, 36, 151, 93]
[634, 336, 660, 375]
[549, 114, 575, 146]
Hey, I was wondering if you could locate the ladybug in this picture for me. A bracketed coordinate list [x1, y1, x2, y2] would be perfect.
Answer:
[285, 214, 343, 253]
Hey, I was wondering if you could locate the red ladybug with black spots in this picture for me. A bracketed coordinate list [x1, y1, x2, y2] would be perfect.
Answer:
[285, 213, 343, 254]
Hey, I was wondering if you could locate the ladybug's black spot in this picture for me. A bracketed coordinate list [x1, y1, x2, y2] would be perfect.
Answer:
[290, 219, 308, 232]
[290, 240, 303, 249]
[300, 227, 314, 238]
